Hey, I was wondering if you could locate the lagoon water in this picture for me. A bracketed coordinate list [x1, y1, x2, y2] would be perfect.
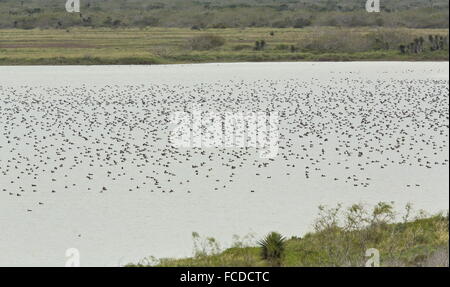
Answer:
[0, 62, 448, 266]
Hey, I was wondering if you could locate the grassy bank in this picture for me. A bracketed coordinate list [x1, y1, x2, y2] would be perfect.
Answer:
[0, 27, 448, 65]
[129, 203, 449, 267]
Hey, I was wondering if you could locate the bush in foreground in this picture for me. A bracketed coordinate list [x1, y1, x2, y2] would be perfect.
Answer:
[258, 232, 286, 267]
[128, 202, 449, 267]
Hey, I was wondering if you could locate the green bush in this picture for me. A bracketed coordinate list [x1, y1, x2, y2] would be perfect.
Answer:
[293, 17, 312, 28]
[127, 202, 449, 267]
[258, 232, 286, 267]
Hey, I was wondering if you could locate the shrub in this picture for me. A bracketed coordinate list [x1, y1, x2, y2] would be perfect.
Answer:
[254, 40, 266, 51]
[186, 34, 226, 50]
[258, 232, 286, 266]
[128, 203, 449, 267]
[232, 44, 253, 51]
[133, 16, 160, 27]
[298, 29, 373, 53]
[293, 17, 312, 28]
[371, 29, 416, 50]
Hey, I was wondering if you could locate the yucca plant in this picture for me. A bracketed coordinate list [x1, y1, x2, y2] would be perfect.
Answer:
[258, 232, 286, 266]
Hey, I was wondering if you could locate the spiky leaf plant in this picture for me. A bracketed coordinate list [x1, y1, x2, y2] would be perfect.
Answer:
[258, 232, 286, 266]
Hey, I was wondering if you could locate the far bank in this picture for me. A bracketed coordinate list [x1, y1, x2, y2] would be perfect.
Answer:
[0, 27, 448, 65]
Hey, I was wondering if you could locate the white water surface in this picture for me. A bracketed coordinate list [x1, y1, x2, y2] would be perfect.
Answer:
[0, 62, 448, 266]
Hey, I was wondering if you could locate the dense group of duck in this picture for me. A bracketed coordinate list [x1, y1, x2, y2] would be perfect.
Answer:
[1, 77, 448, 212]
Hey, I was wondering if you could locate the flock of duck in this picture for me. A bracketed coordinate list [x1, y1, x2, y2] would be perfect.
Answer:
[0, 77, 448, 212]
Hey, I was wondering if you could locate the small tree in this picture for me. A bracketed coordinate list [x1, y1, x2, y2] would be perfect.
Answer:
[253, 41, 258, 50]
[438, 36, 445, 50]
[433, 35, 440, 50]
[254, 40, 267, 51]
[408, 42, 414, 53]
[413, 38, 420, 53]
[429, 35, 435, 50]
[419, 37, 425, 53]
[260, 40, 266, 50]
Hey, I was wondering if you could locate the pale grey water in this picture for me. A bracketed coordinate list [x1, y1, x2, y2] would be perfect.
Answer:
[0, 62, 448, 266]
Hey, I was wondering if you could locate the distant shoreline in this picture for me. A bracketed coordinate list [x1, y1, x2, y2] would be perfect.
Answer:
[1, 58, 449, 66]
[1, 27, 448, 65]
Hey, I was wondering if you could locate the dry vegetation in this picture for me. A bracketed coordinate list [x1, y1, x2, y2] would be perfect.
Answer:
[186, 34, 226, 51]
[0, 0, 448, 29]
[0, 27, 448, 65]
[128, 202, 449, 267]
[0, 0, 448, 64]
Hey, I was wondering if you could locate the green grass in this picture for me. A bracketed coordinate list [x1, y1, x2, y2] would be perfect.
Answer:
[0, 27, 448, 65]
[128, 203, 449, 267]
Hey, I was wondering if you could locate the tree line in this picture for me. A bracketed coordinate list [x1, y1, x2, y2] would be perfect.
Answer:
[0, 0, 448, 29]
